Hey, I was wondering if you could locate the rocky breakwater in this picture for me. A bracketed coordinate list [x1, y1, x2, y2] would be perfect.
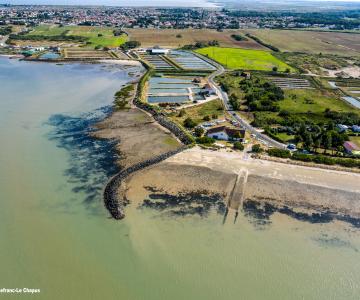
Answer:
[104, 146, 188, 219]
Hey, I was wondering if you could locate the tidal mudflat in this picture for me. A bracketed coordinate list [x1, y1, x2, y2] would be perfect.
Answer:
[1, 57, 360, 300]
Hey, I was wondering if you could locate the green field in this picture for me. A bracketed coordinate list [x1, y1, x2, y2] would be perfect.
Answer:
[195, 47, 293, 71]
[281, 89, 354, 115]
[26, 25, 127, 47]
[254, 88, 359, 126]
[169, 99, 224, 125]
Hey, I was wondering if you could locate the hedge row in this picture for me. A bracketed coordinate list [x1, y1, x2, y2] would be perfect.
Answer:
[268, 149, 360, 168]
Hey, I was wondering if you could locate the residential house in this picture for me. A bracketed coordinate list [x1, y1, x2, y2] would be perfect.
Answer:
[206, 126, 245, 142]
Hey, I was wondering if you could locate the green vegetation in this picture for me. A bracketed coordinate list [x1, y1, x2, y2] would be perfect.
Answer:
[195, 47, 293, 71]
[184, 117, 197, 128]
[292, 153, 360, 168]
[0, 26, 12, 35]
[182, 40, 219, 50]
[217, 72, 360, 130]
[267, 148, 291, 158]
[121, 40, 141, 50]
[252, 144, 263, 153]
[231, 34, 247, 41]
[233, 142, 244, 151]
[10, 25, 127, 47]
[276, 52, 350, 75]
[267, 148, 360, 168]
[196, 136, 215, 145]
[169, 99, 224, 125]
[245, 33, 279, 52]
[114, 84, 135, 110]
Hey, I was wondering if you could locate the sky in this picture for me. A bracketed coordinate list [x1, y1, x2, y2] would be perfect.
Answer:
[4, 0, 360, 6]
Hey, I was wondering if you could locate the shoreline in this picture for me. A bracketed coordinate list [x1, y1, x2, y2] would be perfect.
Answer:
[119, 147, 360, 225]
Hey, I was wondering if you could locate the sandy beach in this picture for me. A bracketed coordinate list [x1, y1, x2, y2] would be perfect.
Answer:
[120, 147, 360, 221]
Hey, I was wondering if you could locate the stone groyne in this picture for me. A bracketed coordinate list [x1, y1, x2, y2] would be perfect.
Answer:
[104, 146, 188, 219]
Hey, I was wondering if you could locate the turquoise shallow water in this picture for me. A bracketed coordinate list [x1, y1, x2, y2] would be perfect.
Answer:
[1, 57, 360, 300]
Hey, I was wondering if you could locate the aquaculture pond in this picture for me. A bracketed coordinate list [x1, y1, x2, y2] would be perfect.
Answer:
[148, 95, 190, 103]
[1, 57, 360, 300]
[39, 52, 61, 60]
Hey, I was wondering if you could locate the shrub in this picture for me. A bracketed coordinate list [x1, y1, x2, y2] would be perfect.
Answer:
[184, 117, 197, 128]
[196, 136, 215, 144]
[203, 115, 211, 121]
[268, 148, 291, 158]
[233, 142, 244, 151]
[252, 144, 263, 153]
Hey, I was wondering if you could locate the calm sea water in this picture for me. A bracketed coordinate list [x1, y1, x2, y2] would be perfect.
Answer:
[1, 57, 360, 300]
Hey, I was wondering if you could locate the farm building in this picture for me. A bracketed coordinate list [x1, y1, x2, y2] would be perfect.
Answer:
[207, 126, 245, 141]
[343, 141, 360, 156]
[148, 48, 170, 55]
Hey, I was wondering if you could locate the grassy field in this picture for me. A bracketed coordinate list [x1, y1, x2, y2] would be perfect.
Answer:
[242, 29, 360, 57]
[255, 88, 359, 125]
[195, 47, 293, 71]
[281, 89, 353, 115]
[169, 99, 224, 125]
[24, 25, 127, 47]
[126, 28, 266, 49]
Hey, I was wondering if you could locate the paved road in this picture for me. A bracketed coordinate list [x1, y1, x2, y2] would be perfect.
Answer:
[196, 53, 287, 149]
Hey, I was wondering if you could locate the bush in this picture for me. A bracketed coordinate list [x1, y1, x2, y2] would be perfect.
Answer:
[203, 115, 211, 121]
[196, 136, 215, 144]
[252, 144, 263, 153]
[292, 153, 360, 168]
[233, 142, 244, 151]
[184, 117, 197, 128]
[121, 40, 141, 50]
[268, 148, 291, 158]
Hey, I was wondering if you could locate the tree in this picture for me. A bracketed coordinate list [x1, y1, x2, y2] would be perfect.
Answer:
[303, 132, 313, 150]
[252, 144, 263, 153]
[121, 40, 141, 50]
[203, 115, 211, 121]
[322, 132, 332, 153]
[184, 117, 197, 128]
[272, 66, 278, 72]
[233, 142, 244, 151]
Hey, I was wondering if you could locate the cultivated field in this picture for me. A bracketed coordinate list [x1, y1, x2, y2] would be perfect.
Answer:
[24, 25, 127, 47]
[242, 29, 360, 56]
[195, 47, 293, 71]
[126, 29, 267, 49]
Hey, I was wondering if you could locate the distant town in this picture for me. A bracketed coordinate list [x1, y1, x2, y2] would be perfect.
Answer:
[1, 4, 360, 30]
